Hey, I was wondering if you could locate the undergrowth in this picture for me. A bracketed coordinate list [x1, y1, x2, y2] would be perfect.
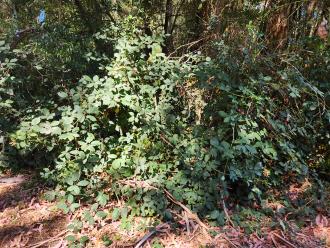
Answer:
[1, 13, 329, 247]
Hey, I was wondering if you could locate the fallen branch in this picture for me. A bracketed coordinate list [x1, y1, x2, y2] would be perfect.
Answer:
[272, 232, 298, 248]
[114, 181, 210, 238]
[164, 189, 209, 232]
[184, 224, 200, 242]
[215, 232, 242, 248]
[271, 234, 279, 248]
[135, 230, 157, 248]
[27, 230, 68, 248]
[222, 235, 241, 248]
[134, 223, 170, 248]
[222, 200, 235, 227]
[159, 133, 175, 147]
[168, 36, 211, 57]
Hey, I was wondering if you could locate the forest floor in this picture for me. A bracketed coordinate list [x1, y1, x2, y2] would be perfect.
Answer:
[0, 172, 329, 248]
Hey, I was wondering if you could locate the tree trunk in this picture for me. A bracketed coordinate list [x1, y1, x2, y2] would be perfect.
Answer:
[164, 0, 173, 54]
[265, 0, 292, 49]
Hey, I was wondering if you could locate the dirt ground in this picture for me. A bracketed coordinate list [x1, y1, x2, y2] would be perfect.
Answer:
[0, 174, 67, 247]
[0, 174, 329, 248]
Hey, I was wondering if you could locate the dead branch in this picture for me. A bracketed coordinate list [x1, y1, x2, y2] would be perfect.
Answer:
[164, 189, 209, 233]
[134, 223, 170, 248]
[27, 230, 68, 248]
[272, 232, 298, 248]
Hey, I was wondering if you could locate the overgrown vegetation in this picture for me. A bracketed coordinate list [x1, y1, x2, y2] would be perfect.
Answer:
[1, 0, 329, 246]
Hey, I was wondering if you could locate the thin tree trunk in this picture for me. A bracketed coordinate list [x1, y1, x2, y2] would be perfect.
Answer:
[164, 0, 173, 54]
[265, 0, 292, 49]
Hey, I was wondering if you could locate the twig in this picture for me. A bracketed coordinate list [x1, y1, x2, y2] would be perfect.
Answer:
[159, 133, 174, 148]
[222, 200, 235, 227]
[164, 189, 209, 232]
[134, 223, 170, 248]
[271, 234, 279, 248]
[184, 211, 191, 235]
[0, 235, 11, 247]
[220, 234, 242, 248]
[168, 36, 210, 57]
[135, 230, 157, 248]
[185, 224, 200, 242]
[272, 232, 298, 248]
[52, 238, 64, 248]
[27, 230, 68, 248]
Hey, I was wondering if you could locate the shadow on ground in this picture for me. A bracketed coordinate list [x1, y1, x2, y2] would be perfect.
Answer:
[0, 175, 67, 247]
[0, 176, 39, 212]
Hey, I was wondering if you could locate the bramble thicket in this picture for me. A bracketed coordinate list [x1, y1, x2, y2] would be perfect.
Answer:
[0, 0, 329, 247]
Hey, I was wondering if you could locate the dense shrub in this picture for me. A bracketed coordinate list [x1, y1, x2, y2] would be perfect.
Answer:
[8, 19, 329, 219]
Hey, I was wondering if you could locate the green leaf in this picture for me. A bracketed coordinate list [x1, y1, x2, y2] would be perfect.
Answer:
[121, 207, 128, 219]
[151, 43, 162, 55]
[209, 210, 220, 220]
[77, 180, 90, 187]
[210, 137, 220, 147]
[68, 220, 83, 232]
[96, 192, 109, 206]
[102, 235, 113, 246]
[58, 91, 68, 98]
[70, 203, 80, 212]
[44, 191, 56, 201]
[80, 236, 89, 244]
[57, 202, 69, 214]
[67, 194, 74, 204]
[252, 186, 261, 196]
[112, 208, 120, 221]
[86, 133, 95, 143]
[263, 76, 272, 81]
[51, 126, 62, 135]
[68, 185, 80, 195]
[83, 210, 95, 225]
[86, 115, 97, 122]
[65, 171, 80, 185]
[91, 203, 99, 212]
[112, 159, 123, 170]
[31, 117, 41, 125]
[65, 235, 76, 243]
[96, 211, 108, 219]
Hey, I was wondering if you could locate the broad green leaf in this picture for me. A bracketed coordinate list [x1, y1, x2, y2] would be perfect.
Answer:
[68, 185, 80, 195]
[77, 180, 90, 187]
[57, 202, 69, 214]
[65, 235, 76, 242]
[112, 208, 120, 221]
[44, 191, 56, 201]
[83, 210, 95, 225]
[67, 194, 74, 204]
[70, 203, 80, 212]
[96, 192, 109, 206]
[31, 117, 41, 125]
[96, 211, 108, 219]
[58, 91, 68, 98]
